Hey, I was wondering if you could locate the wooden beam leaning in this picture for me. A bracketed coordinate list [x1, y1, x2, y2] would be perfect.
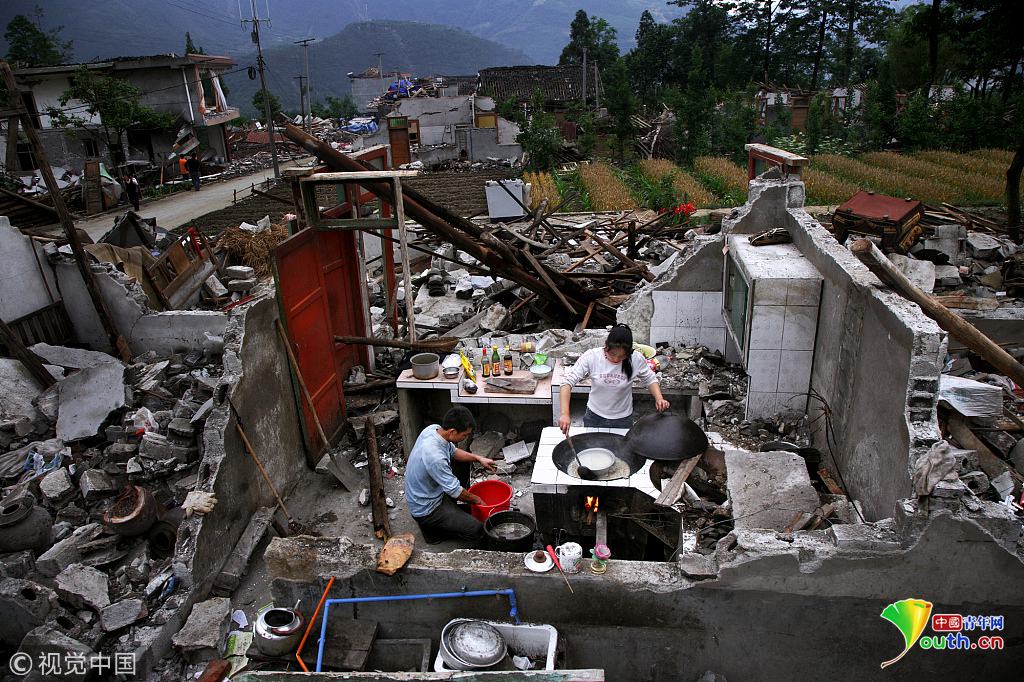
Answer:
[850, 238, 1024, 388]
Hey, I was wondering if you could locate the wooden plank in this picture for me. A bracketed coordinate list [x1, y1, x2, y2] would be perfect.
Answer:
[522, 249, 577, 316]
[948, 415, 1022, 496]
[0, 317, 56, 388]
[585, 230, 655, 282]
[366, 420, 392, 541]
[484, 376, 538, 394]
[654, 456, 702, 507]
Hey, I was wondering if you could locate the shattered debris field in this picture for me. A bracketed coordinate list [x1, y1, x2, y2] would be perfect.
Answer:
[0, 133, 1021, 681]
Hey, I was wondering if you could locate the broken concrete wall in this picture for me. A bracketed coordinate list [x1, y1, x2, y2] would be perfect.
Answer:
[722, 169, 806, 235]
[618, 239, 740, 361]
[266, 508, 1022, 681]
[467, 128, 521, 162]
[784, 193, 945, 520]
[0, 217, 61, 323]
[56, 261, 227, 355]
[176, 295, 305, 592]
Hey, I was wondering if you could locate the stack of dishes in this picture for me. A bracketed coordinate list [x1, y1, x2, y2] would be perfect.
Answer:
[439, 619, 507, 670]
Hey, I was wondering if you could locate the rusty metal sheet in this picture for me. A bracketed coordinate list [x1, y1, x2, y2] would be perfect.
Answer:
[837, 190, 921, 223]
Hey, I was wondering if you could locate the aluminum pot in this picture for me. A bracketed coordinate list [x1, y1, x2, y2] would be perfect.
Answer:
[410, 353, 440, 380]
[255, 607, 304, 657]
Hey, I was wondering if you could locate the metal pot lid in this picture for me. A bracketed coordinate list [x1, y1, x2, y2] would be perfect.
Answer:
[447, 620, 506, 666]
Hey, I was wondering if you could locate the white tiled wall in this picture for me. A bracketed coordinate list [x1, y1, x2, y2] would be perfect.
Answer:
[743, 278, 820, 419]
[650, 290, 726, 352]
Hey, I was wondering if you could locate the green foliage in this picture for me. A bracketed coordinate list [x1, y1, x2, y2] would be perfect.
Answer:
[4, 6, 72, 67]
[517, 90, 562, 171]
[184, 31, 204, 55]
[558, 10, 620, 73]
[252, 90, 283, 119]
[603, 58, 635, 161]
[46, 67, 172, 164]
[311, 94, 358, 120]
[772, 131, 857, 157]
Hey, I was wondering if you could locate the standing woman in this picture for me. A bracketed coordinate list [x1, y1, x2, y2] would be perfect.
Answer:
[558, 324, 670, 433]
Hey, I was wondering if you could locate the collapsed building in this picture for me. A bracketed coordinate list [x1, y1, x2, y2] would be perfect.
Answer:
[0, 137, 1021, 681]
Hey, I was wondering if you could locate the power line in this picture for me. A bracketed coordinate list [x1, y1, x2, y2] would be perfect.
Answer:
[163, 0, 240, 27]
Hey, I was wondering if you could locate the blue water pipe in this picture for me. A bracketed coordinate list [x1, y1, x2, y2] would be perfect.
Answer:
[314, 588, 520, 672]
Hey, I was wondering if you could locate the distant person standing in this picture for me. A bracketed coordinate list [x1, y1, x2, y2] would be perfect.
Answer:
[124, 171, 141, 212]
[186, 152, 202, 191]
[177, 155, 188, 180]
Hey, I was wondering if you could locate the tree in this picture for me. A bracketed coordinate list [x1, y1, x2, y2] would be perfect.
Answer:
[559, 10, 620, 73]
[185, 31, 204, 55]
[603, 58, 636, 161]
[516, 90, 562, 171]
[311, 94, 358, 120]
[4, 6, 72, 68]
[46, 67, 173, 165]
[252, 90, 283, 119]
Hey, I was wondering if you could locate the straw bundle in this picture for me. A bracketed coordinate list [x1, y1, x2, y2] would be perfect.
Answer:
[217, 222, 290, 277]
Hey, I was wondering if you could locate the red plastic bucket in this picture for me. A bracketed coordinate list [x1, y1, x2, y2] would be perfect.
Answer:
[467, 480, 513, 521]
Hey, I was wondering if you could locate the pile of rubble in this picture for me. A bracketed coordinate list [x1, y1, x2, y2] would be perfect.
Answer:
[0, 339, 223, 668]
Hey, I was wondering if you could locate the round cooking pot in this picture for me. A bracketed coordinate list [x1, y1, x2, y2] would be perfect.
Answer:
[483, 510, 536, 553]
[550, 432, 645, 479]
[410, 352, 439, 380]
[626, 412, 709, 461]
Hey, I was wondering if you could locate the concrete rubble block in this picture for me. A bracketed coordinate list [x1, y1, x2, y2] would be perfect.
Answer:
[724, 450, 821, 532]
[1010, 438, 1024, 474]
[172, 596, 232, 661]
[36, 523, 101, 577]
[104, 442, 139, 462]
[469, 431, 504, 459]
[226, 278, 257, 292]
[18, 624, 94, 682]
[501, 441, 533, 464]
[100, 598, 147, 632]
[28, 343, 121, 371]
[55, 563, 111, 611]
[56, 362, 127, 442]
[966, 232, 1004, 260]
[0, 358, 64, 421]
[0, 550, 36, 579]
[39, 468, 75, 505]
[480, 303, 509, 332]
[887, 254, 935, 293]
[166, 417, 195, 442]
[79, 469, 116, 500]
[348, 410, 399, 438]
[204, 274, 229, 298]
[825, 524, 899, 552]
[933, 264, 962, 287]
[139, 432, 197, 463]
[224, 265, 255, 280]
[0, 579, 59, 645]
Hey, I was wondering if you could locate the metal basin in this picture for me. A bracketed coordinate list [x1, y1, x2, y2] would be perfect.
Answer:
[440, 619, 506, 670]
[551, 432, 644, 480]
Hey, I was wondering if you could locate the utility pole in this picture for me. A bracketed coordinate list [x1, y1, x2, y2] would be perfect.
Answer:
[374, 51, 385, 93]
[294, 75, 307, 130]
[295, 38, 314, 130]
[244, 0, 280, 177]
[581, 47, 588, 111]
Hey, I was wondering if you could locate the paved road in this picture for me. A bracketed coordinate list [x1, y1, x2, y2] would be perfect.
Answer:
[76, 158, 309, 241]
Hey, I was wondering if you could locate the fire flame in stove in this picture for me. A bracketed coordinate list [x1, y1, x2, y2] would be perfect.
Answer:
[584, 496, 600, 512]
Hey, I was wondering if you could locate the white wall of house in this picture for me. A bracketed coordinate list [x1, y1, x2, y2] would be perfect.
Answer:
[32, 75, 100, 129]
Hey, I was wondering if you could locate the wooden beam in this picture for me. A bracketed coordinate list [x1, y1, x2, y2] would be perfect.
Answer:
[0, 186, 59, 215]
[0, 317, 56, 388]
[586, 230, 655, 282]
[366, 420, 392, 540]
[947, 415, 1022, 496]
[654, 456, 702, 507]
[850, 238, 1024, 388]
[521, 249, 577, 317]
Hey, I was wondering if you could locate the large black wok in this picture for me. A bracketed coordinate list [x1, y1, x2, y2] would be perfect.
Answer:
[551, 432, 645, 480]
[625, 412, 709, 461]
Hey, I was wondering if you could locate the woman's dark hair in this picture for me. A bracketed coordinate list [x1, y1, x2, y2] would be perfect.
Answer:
[605, 324, 634, 379]
[441, 406, 476, 433]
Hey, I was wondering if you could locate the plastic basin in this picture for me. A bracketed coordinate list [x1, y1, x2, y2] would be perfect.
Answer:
[467, 480, 513, 522]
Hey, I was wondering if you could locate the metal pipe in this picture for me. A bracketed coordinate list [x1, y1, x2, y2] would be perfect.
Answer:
[315, 588, 520, 672]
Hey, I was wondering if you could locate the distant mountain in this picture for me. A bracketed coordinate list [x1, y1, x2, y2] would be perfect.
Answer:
[224, 20, 531, 115]
[0, 0, 684, 65]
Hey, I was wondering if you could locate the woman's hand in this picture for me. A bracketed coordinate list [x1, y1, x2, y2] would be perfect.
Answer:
[655, 398, 671, 412]
[558, 414, 571, 434]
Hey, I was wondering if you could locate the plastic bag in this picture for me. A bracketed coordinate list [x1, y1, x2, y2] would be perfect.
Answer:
[131, 407, 158, 435]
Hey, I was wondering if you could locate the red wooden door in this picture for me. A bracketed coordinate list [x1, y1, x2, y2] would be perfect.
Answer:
[274, 228, 367, 452]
